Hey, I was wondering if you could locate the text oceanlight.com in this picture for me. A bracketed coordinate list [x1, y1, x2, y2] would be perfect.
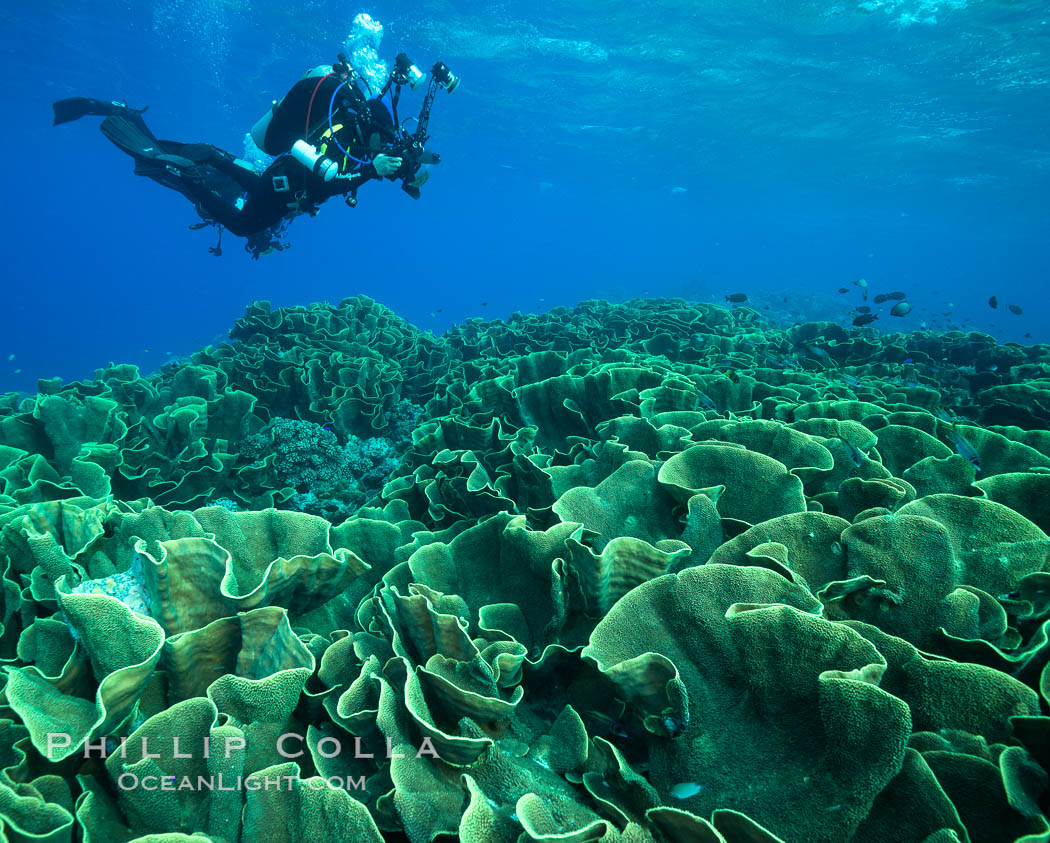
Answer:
[46, 732, 440, 792]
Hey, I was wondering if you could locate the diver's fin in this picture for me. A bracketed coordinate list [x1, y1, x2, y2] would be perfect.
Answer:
[52, 97, 147, 126]
[154, 154, 199, 171]
[99, 115, 161, 161]
[100, 116, 204, 181]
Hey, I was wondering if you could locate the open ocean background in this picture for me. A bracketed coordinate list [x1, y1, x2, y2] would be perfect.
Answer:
[1, 0, 1047, 392]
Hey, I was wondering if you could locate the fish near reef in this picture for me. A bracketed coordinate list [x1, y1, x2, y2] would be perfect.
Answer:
[852, 313, 878, 327]
[693, 391, 718, 412]
[890, 301, 912, 316]
[952, 423, 981, 472]
[726, 293, 748, 303]
[1009, 304, 1023, 315]
[988, 296, 998, 308]
[804, 344, 833, 366]
[837, 433, 866, 467]
[670, 782, 704, 800]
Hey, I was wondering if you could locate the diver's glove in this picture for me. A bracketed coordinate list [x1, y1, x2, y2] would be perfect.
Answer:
[372, 154, 403, 176]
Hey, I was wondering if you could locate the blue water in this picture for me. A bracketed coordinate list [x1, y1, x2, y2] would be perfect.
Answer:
[2, 0, 1048, 392]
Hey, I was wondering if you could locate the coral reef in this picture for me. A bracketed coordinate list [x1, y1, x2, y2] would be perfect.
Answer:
[0, 294, 1048, 841]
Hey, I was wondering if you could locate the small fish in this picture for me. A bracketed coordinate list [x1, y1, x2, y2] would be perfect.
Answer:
[480, 302, 489, 306]
[903, 357, 914, 363]
[988, 296, 998, 309]
[726, 293, 748, 303]
[670, 782, 704, 800]
[805, 344, 832, 363]
[852, 313, 878, 327]
[885, 291, 907, 300]
[854, 278, 868, 288]
[6, 354, 12, 361]
[13, 368, 21, 374]
[694, 392, 717, 412]
[873, 294, 891, 304]
[1025, 332, 1032, 338]
[837, 288, 849, 294]
[837, 434, 866, 467]
[952, 423, 981, 472]
[587, 709, 630, 739]
[436, 308, 444, 313]
[890, 301, 912, 317]
[856, 306, 871, 314]
[1008, 304, 1023, 315]
[663, 714, 688, 734]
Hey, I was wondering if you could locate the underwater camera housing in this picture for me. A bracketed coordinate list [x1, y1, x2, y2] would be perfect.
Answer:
[378, 55, 460, 198]
[387, 139, 440, 199]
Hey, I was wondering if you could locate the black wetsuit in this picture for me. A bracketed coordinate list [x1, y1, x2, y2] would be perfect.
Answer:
[191, 147, 376, 238]
[54, 76, 393, 244]
[189, 76, 389, 237]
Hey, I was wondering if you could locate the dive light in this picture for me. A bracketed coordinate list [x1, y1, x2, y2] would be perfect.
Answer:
[394, 53, 426, 89]
[431, 61, 460, 93]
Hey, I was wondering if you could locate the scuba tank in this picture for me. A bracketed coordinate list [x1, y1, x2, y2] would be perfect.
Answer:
[249, 105, 278, 151]
[249, 65, 336, 155]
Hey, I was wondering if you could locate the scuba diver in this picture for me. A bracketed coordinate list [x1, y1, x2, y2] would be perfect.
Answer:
[53, 53, 458, 258]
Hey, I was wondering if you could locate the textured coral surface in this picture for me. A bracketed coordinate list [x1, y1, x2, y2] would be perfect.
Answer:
[0, 295, 1048, 842]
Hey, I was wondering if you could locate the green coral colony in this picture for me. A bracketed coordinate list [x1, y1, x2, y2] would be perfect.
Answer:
[1, 294, 1049, 842]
